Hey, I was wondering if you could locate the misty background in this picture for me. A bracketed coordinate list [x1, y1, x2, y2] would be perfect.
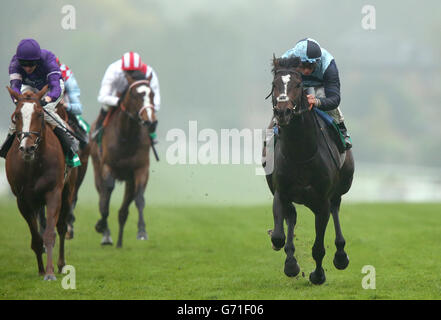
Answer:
[0, 0, 440, 204]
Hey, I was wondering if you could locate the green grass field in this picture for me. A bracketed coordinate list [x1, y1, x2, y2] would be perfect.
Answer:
[0, 198, 440, 300]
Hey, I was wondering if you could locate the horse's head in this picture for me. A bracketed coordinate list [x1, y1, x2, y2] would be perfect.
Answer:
[7, 85, 47, 161]
[269, 56, 308, 126]
[120, 70, 157, 132]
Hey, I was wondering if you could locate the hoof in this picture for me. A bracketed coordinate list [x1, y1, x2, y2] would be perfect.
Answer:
[284, 258, 300, 277]
[101, 233, 113, 246]
[137, 231, 148, 241]
[309, 268, 326, 285]
[44, 274, 57, 281]
[333, 252, 350, 270]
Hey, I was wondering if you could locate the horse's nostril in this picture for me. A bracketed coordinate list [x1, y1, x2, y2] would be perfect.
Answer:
[19, 146, 24, 152]
[29, 145, 36, 152]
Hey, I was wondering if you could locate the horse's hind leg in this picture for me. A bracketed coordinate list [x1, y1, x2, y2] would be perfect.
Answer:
[18, 200, 45, 276]
[330, 196, 349, 270]
[283, 203, 300, 277]
[57, 186, 73, 273]
[309, 201, 331, 285]
[95, 166, 115, 245]
[116, 178, 136, 248]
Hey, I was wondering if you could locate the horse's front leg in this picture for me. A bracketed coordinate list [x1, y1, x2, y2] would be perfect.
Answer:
[283, 202, 300, 277]
[134, 166, 149, 241]
[309, 200, 331, 285]
[270, 191, 287, 250]
[95, 165, 115, 245]
[17, 200, 45, 276]
[43, 189, 62, 281]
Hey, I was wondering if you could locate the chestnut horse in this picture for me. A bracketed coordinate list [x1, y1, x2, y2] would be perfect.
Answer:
[264, 56, 354, 285]
[90, 71, 157, 248]
[38, 105, 90, 240]
[5, 86, 78, 280]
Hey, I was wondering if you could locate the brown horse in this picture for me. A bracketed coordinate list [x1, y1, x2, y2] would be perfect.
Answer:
[38, 105, 90, 240]
[5, 86, 78, 280]
[90, 71, 157, 248]
[264, 56, 354, 285]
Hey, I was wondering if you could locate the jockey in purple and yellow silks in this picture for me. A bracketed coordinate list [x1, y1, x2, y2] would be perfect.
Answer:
[0, 39, 79, 166]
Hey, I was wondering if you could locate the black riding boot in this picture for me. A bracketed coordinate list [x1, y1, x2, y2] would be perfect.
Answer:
[92, 109, 108, 140]
[337, 122, 352, 150]
[0, 133, 15, 158]
[53, 126, 77, 161]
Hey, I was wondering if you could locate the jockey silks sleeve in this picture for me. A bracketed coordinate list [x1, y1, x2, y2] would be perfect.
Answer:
[317, 60, 341, 111]
[9, 49, 62, 101]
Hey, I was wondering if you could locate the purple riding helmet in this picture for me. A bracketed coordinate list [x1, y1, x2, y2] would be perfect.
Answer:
[16, 38, 42, 61]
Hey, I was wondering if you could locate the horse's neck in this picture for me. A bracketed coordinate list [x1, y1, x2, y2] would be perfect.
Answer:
[116, 109, 141, 138]
[279, 112, 318, 161]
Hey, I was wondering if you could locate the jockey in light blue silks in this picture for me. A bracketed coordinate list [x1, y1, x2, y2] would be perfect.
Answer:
[282, 38, 352, 149]
[56, 57, 89, 148]
[0, 39, 80, 165]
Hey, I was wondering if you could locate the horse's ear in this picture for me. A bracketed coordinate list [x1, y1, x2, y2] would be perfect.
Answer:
[36, 85, 49, 101]
[272, 54, 278, 67]
[6, 86, 20, 102]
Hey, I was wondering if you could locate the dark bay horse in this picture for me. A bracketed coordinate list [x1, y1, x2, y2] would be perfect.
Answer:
[264, 56, 354, 285]
[90, 71, 157, 248]
[5, 86, 78, 280]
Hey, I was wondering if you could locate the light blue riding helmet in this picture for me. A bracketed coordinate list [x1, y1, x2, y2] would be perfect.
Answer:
[282, 38, 322, 64]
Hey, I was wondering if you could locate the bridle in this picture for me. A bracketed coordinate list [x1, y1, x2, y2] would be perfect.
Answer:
[267, 68, 319, 164]
[267, 69, 308, 117]
[14, 98, 45, 151]
[119, 80, 156, 126]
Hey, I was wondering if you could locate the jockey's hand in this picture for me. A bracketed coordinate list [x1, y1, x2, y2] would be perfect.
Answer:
[44, 96, 52, 103]
[306, 94, 316, 110]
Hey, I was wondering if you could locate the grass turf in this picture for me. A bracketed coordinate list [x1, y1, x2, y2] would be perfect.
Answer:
[0, 200, 440, 300]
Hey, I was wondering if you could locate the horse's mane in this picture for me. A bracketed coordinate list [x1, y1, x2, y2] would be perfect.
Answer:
[272, 56, 302, 75]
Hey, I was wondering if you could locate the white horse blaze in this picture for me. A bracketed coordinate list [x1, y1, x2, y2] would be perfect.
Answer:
[277, 74, 291, 102]
[20, 102, 36, 149]
[136, 85, 153, 119]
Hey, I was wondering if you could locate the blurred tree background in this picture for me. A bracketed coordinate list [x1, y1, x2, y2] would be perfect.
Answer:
[0, 0, 440, 170]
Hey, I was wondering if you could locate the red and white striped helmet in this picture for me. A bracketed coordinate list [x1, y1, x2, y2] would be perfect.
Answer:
[121, 51, 143, 71]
